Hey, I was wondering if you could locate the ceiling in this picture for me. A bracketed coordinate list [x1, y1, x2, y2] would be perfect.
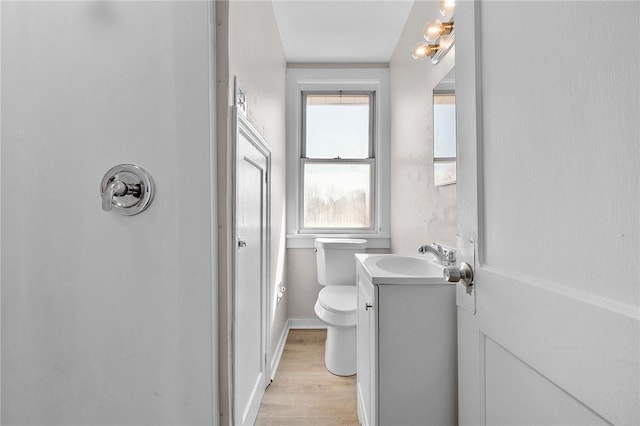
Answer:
[272, 0, 415, 63]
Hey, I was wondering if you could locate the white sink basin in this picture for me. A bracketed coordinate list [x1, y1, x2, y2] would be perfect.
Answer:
[370, 255, 443, 276]
[358, 254, 447, 285]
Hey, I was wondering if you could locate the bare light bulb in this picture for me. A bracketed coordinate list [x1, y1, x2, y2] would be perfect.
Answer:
[439, 0, 455, 17]
[412, 41, 429, 59]
[423, 19, 444, 42]
[412, 41, 439, 60]
[423, 19, 454, 42]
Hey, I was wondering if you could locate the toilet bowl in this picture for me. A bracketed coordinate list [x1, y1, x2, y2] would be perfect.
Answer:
[314, 238, 367, 376]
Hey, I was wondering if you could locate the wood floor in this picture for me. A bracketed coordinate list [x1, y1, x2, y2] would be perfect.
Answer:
[255, 329, 359, 425]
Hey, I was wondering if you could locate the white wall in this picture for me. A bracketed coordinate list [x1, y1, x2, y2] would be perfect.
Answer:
[216, 1, 287, 423]
[286, 249, 318, 321]
[1, 2, 217, 424]
[389, 0, 457, 253]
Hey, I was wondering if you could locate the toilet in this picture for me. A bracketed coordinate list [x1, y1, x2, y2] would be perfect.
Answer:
[314, 237, 368, 376]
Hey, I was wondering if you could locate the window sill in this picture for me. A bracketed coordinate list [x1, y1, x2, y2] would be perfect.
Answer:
[286, 233, 391, 249]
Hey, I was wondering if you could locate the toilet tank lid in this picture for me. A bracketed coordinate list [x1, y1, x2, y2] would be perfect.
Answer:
[314, 238, 368, 249]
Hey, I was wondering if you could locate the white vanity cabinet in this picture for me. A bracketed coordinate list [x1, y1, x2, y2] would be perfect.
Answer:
[356, 254, 458, 426]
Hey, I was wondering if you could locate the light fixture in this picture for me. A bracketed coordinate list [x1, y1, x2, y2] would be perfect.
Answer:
[412, 41, 440, 60]
[412, 1, 455, 64]
[423, 19, 454, 42]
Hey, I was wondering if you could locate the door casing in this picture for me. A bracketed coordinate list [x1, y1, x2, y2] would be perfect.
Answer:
[232, 107, 271, 426]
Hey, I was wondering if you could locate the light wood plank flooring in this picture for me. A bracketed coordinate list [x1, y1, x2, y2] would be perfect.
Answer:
[255, 329, 359, 425]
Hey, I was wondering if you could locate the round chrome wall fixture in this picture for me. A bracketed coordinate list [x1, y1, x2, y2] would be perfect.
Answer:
[100, 164, 155, 216]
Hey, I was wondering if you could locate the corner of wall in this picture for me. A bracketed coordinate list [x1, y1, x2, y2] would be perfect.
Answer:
[214, 1, 232, 424]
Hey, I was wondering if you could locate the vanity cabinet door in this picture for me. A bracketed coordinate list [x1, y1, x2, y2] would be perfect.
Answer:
[377, 284, 458, 426]
[356, 273, 377, 426]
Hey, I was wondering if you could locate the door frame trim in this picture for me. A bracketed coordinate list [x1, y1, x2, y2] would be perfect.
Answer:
[231, 106, 272, 425]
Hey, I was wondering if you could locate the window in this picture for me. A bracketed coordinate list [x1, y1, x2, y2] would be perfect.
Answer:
[301, 93, 374, 230]
[433, 92, 456, 186]
[286, 69, 390, 248]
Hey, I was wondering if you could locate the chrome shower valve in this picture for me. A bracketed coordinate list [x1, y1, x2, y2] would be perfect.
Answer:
[100, 164, 154, 216]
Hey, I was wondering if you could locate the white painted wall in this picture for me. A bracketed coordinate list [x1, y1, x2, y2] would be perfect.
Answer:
[389, 0, 457, 254]
[1, 2, 217, 424]
[286, 249, 318, 321]
[216, 1, 287, 423]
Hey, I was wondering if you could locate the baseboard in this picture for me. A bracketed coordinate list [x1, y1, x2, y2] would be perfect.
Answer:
[269, 318, 327, 381]
[269, 323, 289, 381]
[288, 318, 326, 329]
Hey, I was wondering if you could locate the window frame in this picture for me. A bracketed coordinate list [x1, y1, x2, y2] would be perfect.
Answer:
[301, 91, 375, 159]
[285, 68, 390, 249]
[300, 91, 376, 232]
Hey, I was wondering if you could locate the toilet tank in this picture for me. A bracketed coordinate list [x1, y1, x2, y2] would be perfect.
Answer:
[315, 238, 368, 286]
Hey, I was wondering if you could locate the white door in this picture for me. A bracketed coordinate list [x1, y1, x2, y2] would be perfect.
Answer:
[233, 111, 270, 426]
[455, 2, 639, 425]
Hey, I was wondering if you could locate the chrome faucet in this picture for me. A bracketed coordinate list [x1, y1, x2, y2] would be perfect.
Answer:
[417, 243, 456, 266]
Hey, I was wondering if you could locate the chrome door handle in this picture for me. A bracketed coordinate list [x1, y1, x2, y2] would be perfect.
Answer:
[444, 262, 474, 287]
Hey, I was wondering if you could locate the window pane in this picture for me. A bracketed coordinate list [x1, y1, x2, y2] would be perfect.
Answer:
[303, 163, 371, 228]
[434, 160, 456, 186]
[305, 94, 370, 159]
[434, 94, 456, 158]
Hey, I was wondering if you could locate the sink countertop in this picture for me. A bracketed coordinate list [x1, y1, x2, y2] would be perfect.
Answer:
[355, 253, 449, 285]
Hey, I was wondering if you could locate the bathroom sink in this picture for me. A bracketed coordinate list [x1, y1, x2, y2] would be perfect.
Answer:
[358, 254, 447, 285]
[370, 255, 443, 276]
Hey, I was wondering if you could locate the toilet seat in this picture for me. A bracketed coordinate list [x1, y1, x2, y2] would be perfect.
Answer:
[314, 286, 357, 327]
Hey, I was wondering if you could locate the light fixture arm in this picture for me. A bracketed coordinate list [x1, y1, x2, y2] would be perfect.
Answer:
[440, 21, 454, 36]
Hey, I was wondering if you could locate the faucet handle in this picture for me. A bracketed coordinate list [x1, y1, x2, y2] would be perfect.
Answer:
[102, 180, 127, 211]
[433, 243, 444, 253]
[446, 249, 456, 263]
[100, 164, 155, 216]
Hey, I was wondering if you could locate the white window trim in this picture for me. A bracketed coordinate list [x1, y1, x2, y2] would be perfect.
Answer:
[286, 68, 390, 249]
